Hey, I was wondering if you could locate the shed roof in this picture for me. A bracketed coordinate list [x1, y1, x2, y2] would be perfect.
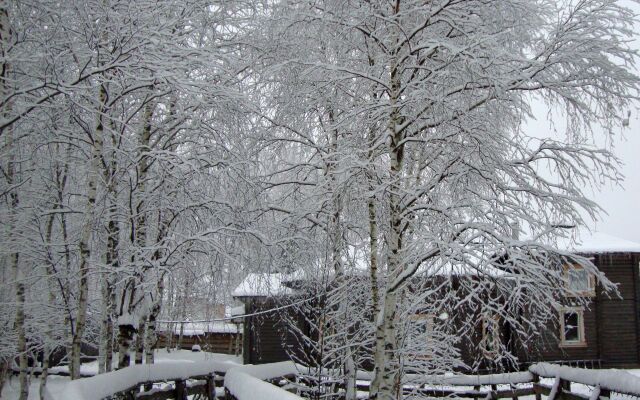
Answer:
[158, 321, 240, 335]
[232, 273, 295, 297]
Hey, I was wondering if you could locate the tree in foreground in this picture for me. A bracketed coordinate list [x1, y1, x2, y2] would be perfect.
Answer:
[253, 1, 639, 399]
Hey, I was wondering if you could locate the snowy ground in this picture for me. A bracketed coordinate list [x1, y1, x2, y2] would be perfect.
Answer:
[1, 349, 241, 400]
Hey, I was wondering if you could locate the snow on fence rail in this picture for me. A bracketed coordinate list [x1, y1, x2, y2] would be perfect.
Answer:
[414, 371, 535, 386]
[297, 365, 640, 400]
[530, 363, 640, 399]
[224, 361, 302, 400]
[41, 361, 640, 400]
[43, 360, 237, 400]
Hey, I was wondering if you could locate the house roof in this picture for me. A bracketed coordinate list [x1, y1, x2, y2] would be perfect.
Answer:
[232, 232, 640, 298]
[557, 231, 640, 254]
[158, 321, 241, 335]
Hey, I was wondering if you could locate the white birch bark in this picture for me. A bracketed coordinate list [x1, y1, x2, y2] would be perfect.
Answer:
[71, 82, 106, 379]
[371, 13, 402, 397]
[1, 5, 28, 398]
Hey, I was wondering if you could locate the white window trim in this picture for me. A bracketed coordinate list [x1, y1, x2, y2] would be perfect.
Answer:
[559, 306, 587, 348]
[564, 263, 596, 297]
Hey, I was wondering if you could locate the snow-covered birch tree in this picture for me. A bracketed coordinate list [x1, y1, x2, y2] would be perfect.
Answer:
[253, 1, 640, 399]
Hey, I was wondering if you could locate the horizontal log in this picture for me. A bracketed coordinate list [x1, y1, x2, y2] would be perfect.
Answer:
[11, 367, 94, 378]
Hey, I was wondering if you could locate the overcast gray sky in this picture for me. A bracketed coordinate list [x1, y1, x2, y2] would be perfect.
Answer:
[585, 0, 640, 243]
[591, 121, 640, 244]
[524, 0, 640, 244]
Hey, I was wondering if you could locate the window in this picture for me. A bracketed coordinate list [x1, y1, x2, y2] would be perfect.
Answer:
[481, 314, 500, 358]
[564, 264, 595, 297]
[559, 307, 586, 347]
[407, 314, 434, 359]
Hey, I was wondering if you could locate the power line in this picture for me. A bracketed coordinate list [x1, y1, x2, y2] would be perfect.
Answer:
[156, 295, 317, 324]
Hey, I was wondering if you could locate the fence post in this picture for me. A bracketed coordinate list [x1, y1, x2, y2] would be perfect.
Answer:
[550, 378, 568, 400]
[599, 388, 611, 400]
[532, 373, 541, 400]
[175, 378, 187, 400]
[206, 373, 215, 400]
[225, 387, 237, 400]
[560, 378, 571, 399]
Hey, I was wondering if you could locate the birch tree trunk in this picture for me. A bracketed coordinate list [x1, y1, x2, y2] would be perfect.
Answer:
[39, 346, 50, 400]
[0, 360, 8, 397]
[71, 82, 107, 379]
[145, 273, 165, 365]
[166, 276, 175, 352]
[99, 121, 120, 374]
[1, 5, 28, 398]
[135, 318, 146, 364]
[99, 269, 116, 373]
[371, 17, 402, 398]
[41, 178, 67, 395]
[118, 98, 156, 368]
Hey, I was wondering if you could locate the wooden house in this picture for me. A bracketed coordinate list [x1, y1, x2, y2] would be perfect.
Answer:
[518, 232, 640, 368]
[232, 273, 297, 364]
[233, 232, 640, 370]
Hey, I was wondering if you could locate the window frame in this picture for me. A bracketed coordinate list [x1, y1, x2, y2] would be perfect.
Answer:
[559, 306, 587, 348]
[563, 263, 596, 297]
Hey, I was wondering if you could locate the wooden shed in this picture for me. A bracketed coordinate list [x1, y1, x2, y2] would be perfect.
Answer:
[232, 273, 297, 365]
[156, 321, 242, 355]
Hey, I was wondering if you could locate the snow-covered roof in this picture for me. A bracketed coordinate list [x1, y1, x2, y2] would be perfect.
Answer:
[232, 232, 640, 298]
[232, 273, 295, 297]
[557, 231, 640, 254]
[158, 321, 240, 335]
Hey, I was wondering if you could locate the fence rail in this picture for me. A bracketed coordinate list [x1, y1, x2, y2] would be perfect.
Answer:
[43, 361, 640, 400]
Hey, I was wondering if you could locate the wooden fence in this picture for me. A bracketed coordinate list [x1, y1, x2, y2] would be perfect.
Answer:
[44, 361, 640, 400]
[282, 364, 640, 400]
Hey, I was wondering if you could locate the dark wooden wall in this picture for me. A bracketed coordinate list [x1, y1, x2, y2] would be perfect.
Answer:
[524, 253, 640, 368]
[242, 298, 298, 365]
[237, 253, 640, 369]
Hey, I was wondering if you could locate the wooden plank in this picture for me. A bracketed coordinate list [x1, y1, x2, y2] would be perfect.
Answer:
[136, 387, 175, 400]
[495, 388, 535, 399]
[534, 383, 590, 400]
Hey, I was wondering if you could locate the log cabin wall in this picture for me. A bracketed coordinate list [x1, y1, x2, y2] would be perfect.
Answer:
[236, 252, 640, 369]
[524, 252, 640, 368]
[597, 252, 640, 367]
